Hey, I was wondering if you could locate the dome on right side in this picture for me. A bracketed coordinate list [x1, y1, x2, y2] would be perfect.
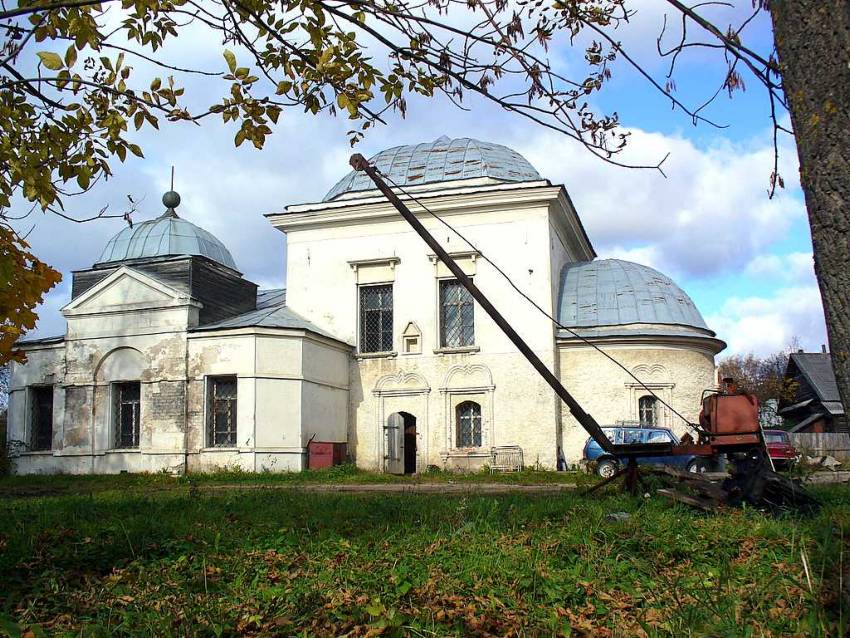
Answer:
[557, 259, 710, 332]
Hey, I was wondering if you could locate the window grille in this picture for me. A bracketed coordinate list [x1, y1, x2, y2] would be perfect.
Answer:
[114, 382, 141, 448]
[456, 401, 482, 447]
[208, 376, 238, 446]
[639, 395, 657, 426]
[29, 386, 53, 451]
[359, 284, 393, 353]
[440, 279, 474, 347]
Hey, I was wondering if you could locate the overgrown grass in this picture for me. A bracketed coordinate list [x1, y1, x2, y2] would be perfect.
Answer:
[0, 482, 847, 637]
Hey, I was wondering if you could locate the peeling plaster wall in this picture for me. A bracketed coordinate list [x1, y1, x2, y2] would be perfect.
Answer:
[557, 341, 717, 464]
[7, 345, 66, 470]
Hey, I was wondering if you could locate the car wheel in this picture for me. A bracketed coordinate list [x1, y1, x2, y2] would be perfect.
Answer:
[686, 459, 708, 474]
[597, 458, 619, 479]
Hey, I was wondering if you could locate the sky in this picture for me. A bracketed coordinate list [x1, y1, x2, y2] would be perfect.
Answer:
[11, 1, 828, 358]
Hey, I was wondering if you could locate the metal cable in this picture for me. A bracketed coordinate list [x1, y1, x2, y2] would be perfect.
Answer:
[376, 168, 700, 431]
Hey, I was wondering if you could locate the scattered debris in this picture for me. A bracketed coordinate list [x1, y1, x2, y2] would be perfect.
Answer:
[604, 512, 630, 522]
[806, 455, 841, 470]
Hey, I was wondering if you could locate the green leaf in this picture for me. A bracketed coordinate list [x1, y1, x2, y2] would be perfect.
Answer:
[128, 144, 143, 158]
[223, 49, 237, 73]
[0, 614, 22, 638]
[37, 51, 63, 70]
[76, 168, 90, 190]
[64, 45, 77, 68]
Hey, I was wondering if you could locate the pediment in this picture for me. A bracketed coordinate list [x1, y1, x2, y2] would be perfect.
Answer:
[63, 267, 197, 315]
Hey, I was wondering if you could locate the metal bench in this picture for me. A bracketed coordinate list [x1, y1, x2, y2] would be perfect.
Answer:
[490, 445, 524, 473]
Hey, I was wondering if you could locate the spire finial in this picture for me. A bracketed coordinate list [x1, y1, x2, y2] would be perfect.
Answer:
[162, 166, 180, 218]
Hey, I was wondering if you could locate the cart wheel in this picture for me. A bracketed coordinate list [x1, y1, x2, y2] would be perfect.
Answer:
[597, 458, 619, 479]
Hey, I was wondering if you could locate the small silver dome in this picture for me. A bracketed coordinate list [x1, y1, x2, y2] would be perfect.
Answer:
[558, 259, 709, 330]
[324, 135, 542, 201]
[97, 213, 237, 270]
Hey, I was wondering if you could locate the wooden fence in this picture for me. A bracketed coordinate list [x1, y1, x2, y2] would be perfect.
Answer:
[789, 432, 850, 461]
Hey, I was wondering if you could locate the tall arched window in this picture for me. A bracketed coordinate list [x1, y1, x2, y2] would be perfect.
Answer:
[456, 401, 482, 447]
[639, 395, 657, 426]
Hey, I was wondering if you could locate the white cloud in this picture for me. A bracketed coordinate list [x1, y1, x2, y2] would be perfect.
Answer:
[705, 285, 827, 356]
[517, 127, 805, 278]
[744, 251, 815, 285]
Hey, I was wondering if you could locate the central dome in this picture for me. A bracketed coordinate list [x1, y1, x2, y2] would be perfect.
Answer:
[324, 135, 542, 201]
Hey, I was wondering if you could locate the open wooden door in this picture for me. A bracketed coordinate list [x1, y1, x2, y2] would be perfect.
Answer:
[385, 412, 404, 474]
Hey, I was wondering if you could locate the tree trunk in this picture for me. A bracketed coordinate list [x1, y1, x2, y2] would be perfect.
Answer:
[770, 1, 850, 418]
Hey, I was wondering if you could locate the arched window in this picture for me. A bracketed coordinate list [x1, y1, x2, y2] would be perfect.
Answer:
[456, 401, 482, 447]
[639, 395, 657, 426]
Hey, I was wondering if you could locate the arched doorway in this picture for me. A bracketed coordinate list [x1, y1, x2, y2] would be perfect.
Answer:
[386, 411, 417, 475]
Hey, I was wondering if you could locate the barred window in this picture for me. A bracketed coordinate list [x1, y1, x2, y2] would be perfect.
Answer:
[208, 376, 237, 447]
[639, 395, 657, 426]
[359, 284, 393, 353]
[29, 386, 53, 451]
[114, 382, 141, 448]
[456, 401, 482, 448]
[440, 280, 474, 348]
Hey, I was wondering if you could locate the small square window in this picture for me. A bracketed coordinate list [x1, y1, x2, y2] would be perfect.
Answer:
[29, 386, 53, 451]
[403, 335, 420, 354]
[208, 376, 238, 447]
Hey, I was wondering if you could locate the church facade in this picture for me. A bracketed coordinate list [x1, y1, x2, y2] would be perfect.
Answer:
[6, 136, 725, 474]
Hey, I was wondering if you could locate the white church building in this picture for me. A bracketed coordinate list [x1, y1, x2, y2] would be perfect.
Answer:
[6, 136, 725, 474]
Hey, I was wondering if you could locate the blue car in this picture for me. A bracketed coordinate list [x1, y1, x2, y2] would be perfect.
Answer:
[583, 426, 709, 478]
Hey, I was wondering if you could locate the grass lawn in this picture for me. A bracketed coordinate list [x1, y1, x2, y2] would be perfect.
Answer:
[0, 475, 847, 637]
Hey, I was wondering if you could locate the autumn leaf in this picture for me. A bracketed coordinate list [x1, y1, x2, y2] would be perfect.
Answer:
[36, 51, 63, 70]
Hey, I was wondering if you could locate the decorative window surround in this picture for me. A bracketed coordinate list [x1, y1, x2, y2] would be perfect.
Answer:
[348, 257, 400, 285]
[355, 351, 398, 360]
[402, 322, 422, 355]
[427, 251, 479, 278]
[434, 345, 480, 355]
[440, 364, 495, 454]
[625, 382, 675, 428]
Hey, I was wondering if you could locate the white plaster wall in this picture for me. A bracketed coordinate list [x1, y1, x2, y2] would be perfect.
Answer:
[187, 330, 350, 473]
[558, 342, 718, 464]
[301, 338, 350, 389]
[349, 352, 561, 471]
[281, 197, 565, 471]
[254, 377, 301, 448]
[300, 382, 348, 444]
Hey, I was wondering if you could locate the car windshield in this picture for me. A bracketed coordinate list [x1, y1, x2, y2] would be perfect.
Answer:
[764, 432, 789, 444]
